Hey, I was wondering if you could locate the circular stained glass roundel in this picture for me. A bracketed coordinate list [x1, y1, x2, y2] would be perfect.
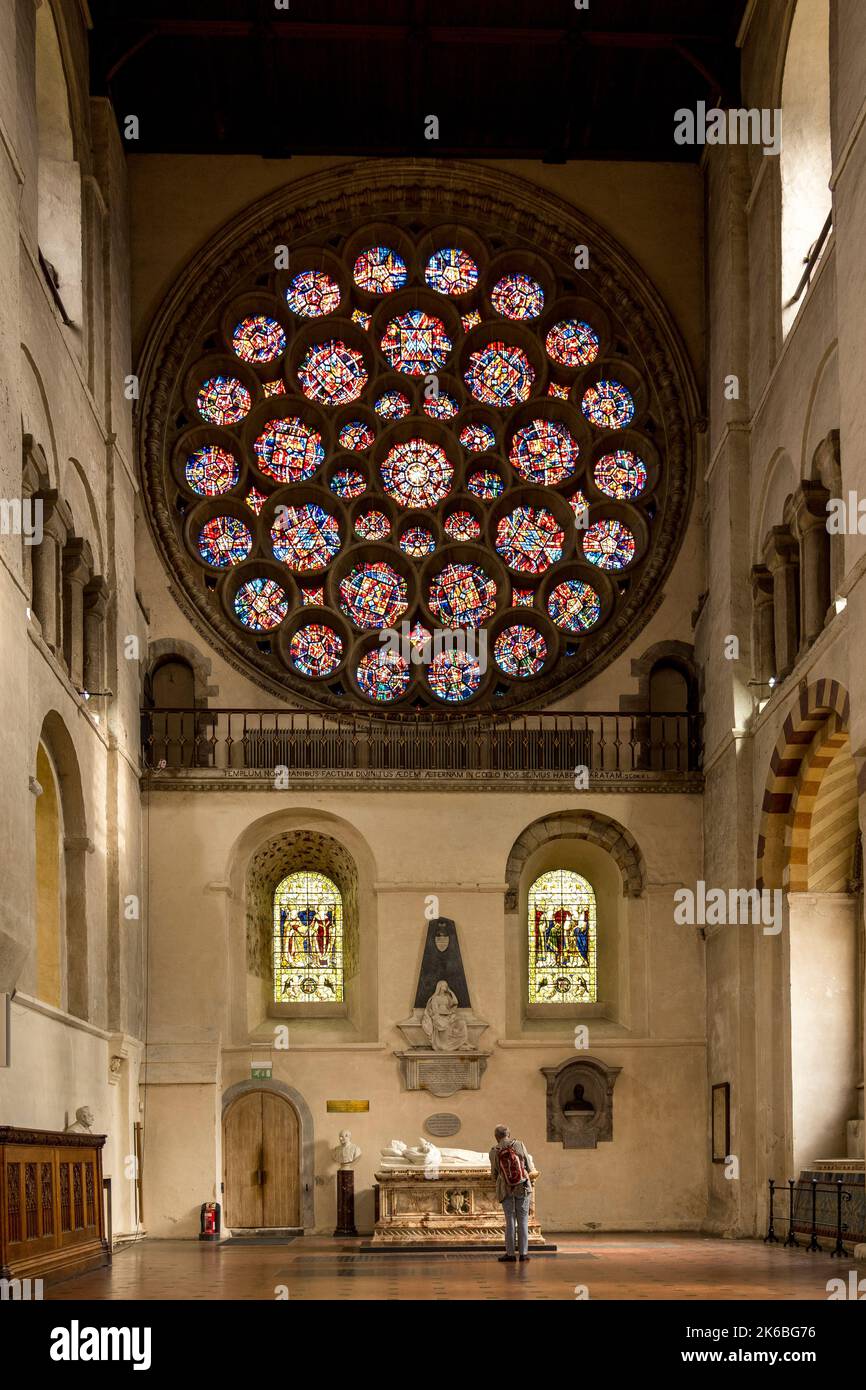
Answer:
[254, 418, 324, 483]
[339, 561, 408, 629]
[298, 341, 368, 406]
[582, 380, 635, 430]
[234, 578, 289, 630]
[509, 419, 579, 486]
[381, 439, 454, 508]
[428, 563, 497, 629]
[380, 310, 452, 375]
[197, 376, 251, 424]
[491, 273, 544, 320]
[232, 315, 286, 364]
[547, 578, 601, 632]
[494, 625, 548, 678]
[198, 515, 252, 567]
[290, 623, 343, 677]
[285, 270, 341, 318]
[353, 246, 407, 295]
[593, 450, 648, 500]
[150, 190, 684, 711]
[427, 648, 483, 702]
[271, 504, 341, 571]
[357, 648, 411, 703]
[425, 248, 479, 296]
[582, 518, 636, 570]
[185, 445, 239, 495]
[545, 319, 599, 368]
[464, 343, 534, 407]
[495, 506, 564, 573]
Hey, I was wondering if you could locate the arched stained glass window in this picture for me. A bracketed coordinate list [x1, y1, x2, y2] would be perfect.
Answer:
[274, 870, 344, 1003]
[528, 869, 597, 1004]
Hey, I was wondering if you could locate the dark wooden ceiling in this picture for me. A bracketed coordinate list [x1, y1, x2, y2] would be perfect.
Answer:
[88, 0, 748, 162]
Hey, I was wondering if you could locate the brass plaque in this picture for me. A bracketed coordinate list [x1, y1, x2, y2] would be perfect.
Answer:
[326, 1100, 370, 1112]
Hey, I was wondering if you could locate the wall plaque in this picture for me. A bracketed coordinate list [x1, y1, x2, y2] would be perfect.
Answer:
[326, 1100, 370, 1112]
[425, 1112, 461, 1138]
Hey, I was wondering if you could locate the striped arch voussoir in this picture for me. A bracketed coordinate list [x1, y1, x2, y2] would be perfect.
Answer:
[756, 680, 850, 890]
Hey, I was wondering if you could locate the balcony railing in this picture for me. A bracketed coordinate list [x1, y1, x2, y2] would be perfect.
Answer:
[141, 707, 702, 789]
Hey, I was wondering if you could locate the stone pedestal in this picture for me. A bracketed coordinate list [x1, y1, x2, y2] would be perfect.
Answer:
[370, 1167, 548, 1247]
[334, 1170, 357, 1237]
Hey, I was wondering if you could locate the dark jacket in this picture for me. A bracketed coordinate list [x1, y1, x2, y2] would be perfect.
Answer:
[489, 1138, 534, 1202]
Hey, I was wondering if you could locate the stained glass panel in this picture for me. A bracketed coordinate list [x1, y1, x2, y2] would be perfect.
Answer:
[427, 648, 482, 702]
[423, 392, 459, 421]
[274, 871, 344, 1003]
[380, 439, 454, 508]
[185, 444, 239, 496]
[338, 420, 375, 451]
[467, 467, 504, 500]
[495, 506, 564, 573]
[301, 586, 325, 606]
[582, 518, 636, 570]
[271, 503, 341, 571]
[509, 418, 579, 486]
[254, 417, 325, 483]
[196, 376, 251, 425]
[329, 466, 367, 499]
[512, 587, 535, 607]
[425, 248, 479, 296]
[547, 382, 569, 399]
[464, 342, 534, 407]
[263, 380, 286, 398]
[528, 870, 597, 1003]
[593, 449, 648, 500]
[547, 578, 601, 631]
[582, 379, 635, 430]
[399, 526, 436, 558]
[380, 310, 452, 375]
[545, 319, 600, 368]
[339, 561, 408, 629]
[444, 510, 481, 542]
[356, 648, 411, 702]
[491, 273, 544, 320]
[245, 486, 267, 515]
[289, 623, 344, 677]
[351, 308, 372, 330]
[374, 390, 411, 420]
[494, 624, 548, 678]
[298, 340, 368, 406]
[285, 270, 342, 318]
[197, 515, 252, 567]
[459, 422, 496, 453]
[233, 577, 289, 631]
[461, 309, 482, 331]
[428, 562, 497, 628]
[353, 246, 407, 295]
[232, 315, 286, 364]
[354, 510, 391, 540]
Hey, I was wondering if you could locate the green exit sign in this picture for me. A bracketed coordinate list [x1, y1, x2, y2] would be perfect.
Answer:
[251, 1065, 272, 1080]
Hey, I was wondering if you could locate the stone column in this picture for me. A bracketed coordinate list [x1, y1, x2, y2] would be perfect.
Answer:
[791, 483, 831, 651]
[83, 576, 110, 695]
[764, 527, 800, 681]
[62, 539, 92, 688]
[30, 492, 68, 653]
[750, 566, 775, 689]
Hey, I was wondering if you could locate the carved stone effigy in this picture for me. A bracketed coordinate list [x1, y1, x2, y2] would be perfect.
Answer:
[371, 1141, 546, 1247]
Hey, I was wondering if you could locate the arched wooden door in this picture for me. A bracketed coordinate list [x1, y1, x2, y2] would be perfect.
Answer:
[223, 1091, 300, 1228]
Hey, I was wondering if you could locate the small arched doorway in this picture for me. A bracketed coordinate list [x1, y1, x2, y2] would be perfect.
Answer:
[223, 1090, 300, 1229]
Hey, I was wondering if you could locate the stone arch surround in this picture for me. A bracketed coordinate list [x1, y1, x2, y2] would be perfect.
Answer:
[756, 678, 852, 889]
[504, 809, 647, 909]
[221, 1079, 315, 1229]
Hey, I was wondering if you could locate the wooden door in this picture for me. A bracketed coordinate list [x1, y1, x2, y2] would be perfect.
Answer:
[223, 1092, 300, 1229]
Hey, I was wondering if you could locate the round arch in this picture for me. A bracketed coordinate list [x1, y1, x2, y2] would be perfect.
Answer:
[505, 809, 647, 909]
[221, 1079, 315, 1229]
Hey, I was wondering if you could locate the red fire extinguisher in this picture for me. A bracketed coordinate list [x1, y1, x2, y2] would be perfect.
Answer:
[199, 1201, 221, 1241]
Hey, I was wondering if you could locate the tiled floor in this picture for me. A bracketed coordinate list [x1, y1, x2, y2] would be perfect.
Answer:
[47, 1233, 861, 1301]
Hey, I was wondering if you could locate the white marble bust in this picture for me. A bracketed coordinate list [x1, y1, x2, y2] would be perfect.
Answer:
[64, 1105, 95, 1134]
[331, 1130, 362, 1168]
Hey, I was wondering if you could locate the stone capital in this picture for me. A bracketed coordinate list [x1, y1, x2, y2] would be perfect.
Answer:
[762, 525, 798, 572]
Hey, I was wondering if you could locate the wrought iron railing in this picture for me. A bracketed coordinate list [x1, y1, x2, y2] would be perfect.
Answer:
[141, 707, 702, 781]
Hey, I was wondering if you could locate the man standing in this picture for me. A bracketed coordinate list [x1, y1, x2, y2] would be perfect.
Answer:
[489, 1124, 534, 1262]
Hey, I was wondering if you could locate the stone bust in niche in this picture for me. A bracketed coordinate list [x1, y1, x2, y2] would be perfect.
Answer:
[540, 1056, 621, 1149]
